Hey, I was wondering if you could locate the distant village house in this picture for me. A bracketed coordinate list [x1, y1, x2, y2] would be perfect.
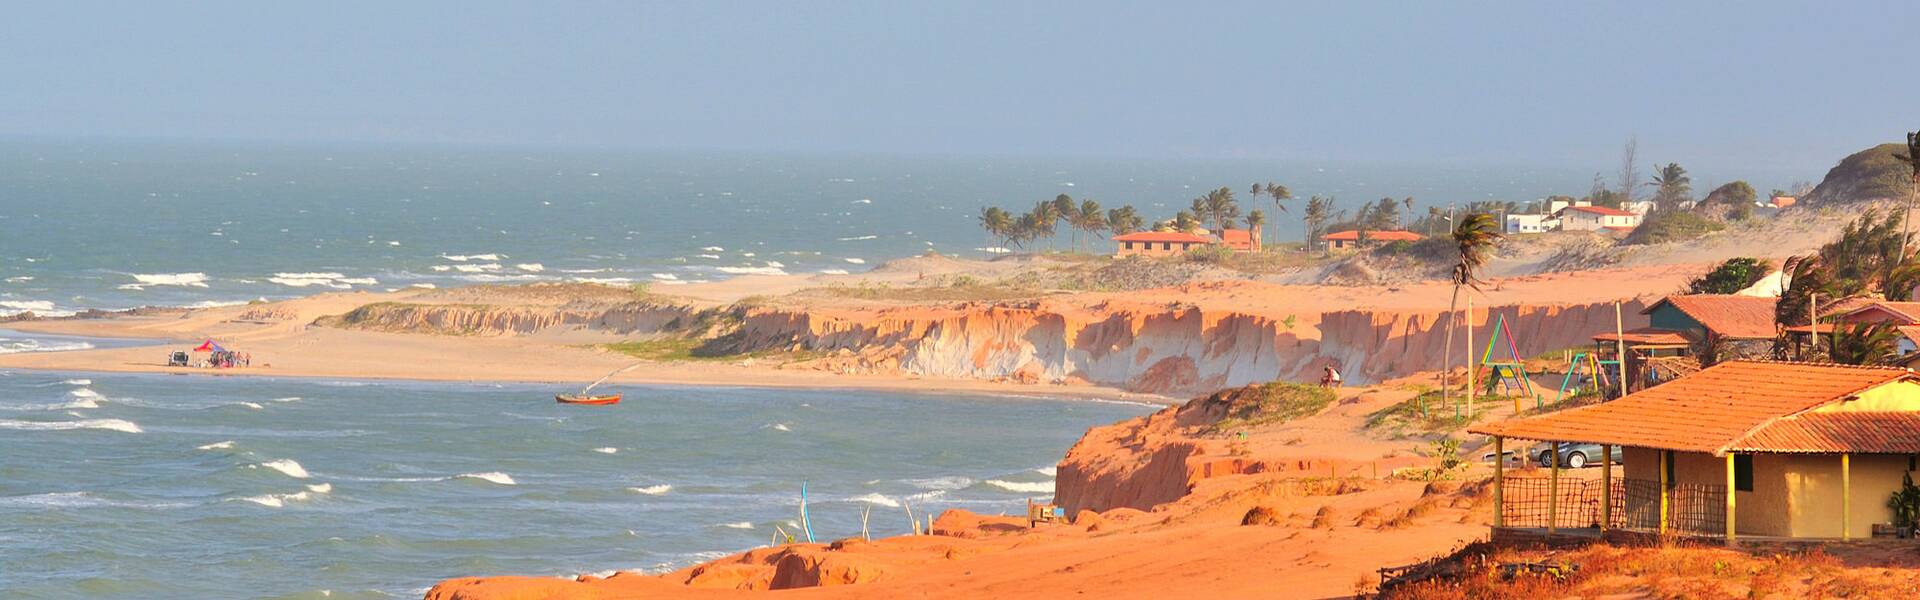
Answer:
[1319, 229, 1422, 251]
[1558, 205, 1643, 232]
[1111, 231, 1214, 257]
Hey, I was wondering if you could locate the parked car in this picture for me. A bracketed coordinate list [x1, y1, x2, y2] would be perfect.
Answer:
[1537, 442, 1623, 469]
[167, 351, 190, 367]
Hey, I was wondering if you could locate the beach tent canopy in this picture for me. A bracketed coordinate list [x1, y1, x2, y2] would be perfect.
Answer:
[192, 340, 226, 353]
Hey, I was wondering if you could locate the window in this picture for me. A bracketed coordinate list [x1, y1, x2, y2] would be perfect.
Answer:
[1123, 242, 1134, 250]
[1161, 242, 1171, 250]
[1734, 454, 1753, 492]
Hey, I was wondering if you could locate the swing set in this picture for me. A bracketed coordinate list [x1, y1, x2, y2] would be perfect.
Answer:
[1475, 314, 1539, 408]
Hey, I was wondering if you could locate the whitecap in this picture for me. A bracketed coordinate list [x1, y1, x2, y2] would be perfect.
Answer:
[1032, 466, 1059, 476]
[837, 235, 878, 241]
[852, 199, 872, 205]
[592, 447, 618, 454]
[701, 246, 725, 252]
[237, 486, 325, 508]
[762, 422, 792, 432]
[983, 480, 1053, 493]
[628, 484, 672, 495]
[850, 493, 900, 508]
[650, 273, 679, 281]
[4, 276, 32, 282]
[974, 247, 1012, 254]
[515, 263, 545, 272]
[0, 339, 93, 354]
[440, 254, 504, 261]
[0, 418, 142, 433]
[0, 300, 58, 316]
[270, 397, 301, 403]
[409, 283, 437, 289]
[63, 379, 92, 386]
[842, 258, 866, 264]
[818, 269, 849, 275]
[185, 300, 249, 309]
[904, 476, 975, 491]
[254, 459, 311, 479]
[69, 388, 102, 399]
[454, 472, 516, 485]
[695, 254, 721, 260]
[197, 440, 236, 450]
[236, 402, 264, 410]
[719, 522, 754, 529]
[130, 273, 209, 288]
[452, 264, 503, 273]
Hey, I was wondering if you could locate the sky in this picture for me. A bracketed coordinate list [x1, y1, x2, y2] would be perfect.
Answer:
[2, 1, 1916, 172]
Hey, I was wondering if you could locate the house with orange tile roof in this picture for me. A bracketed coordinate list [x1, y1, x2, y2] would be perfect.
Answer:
[1591, 295, 1780, 386]
[1218, 228, 1260, 253]
[1111, 231, 1214, 257]
[1319, 229, 1422, 251]
[1471, 361, 1920, 544]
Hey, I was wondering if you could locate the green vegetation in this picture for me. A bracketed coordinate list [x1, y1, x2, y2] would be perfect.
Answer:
[601, 337, 821, 363]
[1700, 180, 1756, 221]
[1364, 389, 1483, 436]
[1686, 257, 1771, 294]
[1802, 142, 1915, 206]
[1207, 382, 1336, 433]
[1622, 208, 1723, 245]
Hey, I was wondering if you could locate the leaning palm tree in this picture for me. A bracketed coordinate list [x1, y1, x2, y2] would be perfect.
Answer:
[1303, 196, 1332, 252]
[1075, 199, 1106, 251]
[1106, 205, 1143, 236]
[1245, 210, 1266, 250]
[1440, 213, 1503, 416]
[1893, 131, 1920, 261]
[1647, 162, 1692, 207]
[978, 206, 1013, 253]
[1402, 197, 1415, 229]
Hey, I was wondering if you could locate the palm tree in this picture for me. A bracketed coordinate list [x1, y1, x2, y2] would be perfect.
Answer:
[1173, 210, 1199, 233]
[1028, 201, 1059, 249]
[1303, 196, 1332, 252]
[1889, 256, 1920, 301]
[1440, 213, 1503, 416]
[1074, 199, 1106, 251]
[1893, 131, 1920, 262]
[1830, 322, 1900, 366]
[1051, 195, 1080, 249]
[1402, 197, 1414, 229]
[1106, 206, 1143, 236]
[978, 207, 1012, 252]
[1647, 162, 1692, 207]
[1245, 210, 1266, 251]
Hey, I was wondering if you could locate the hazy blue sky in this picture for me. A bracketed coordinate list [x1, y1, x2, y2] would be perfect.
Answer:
[2, 1, 1914, 171]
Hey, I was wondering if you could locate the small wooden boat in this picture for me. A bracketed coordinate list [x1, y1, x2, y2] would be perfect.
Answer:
[556, 394, 621, 405]
[554, 362, 639, 406]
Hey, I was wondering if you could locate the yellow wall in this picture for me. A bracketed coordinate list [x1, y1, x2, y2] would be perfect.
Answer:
[1812, 380, 1920, 412]
[1622, 448, 1917, 538]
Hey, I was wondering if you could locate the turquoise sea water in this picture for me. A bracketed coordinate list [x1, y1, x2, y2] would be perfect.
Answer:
[0, 137, 1696, 316]
[0, 355, 1152, 598]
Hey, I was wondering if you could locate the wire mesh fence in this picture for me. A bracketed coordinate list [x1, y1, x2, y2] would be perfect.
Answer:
[1501, 475, 1726, 535]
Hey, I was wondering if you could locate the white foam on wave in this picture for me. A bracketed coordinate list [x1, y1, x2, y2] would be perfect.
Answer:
[254, 459, 311, 479]
[762, 422, 792, 432]
[651, 273, 679, 281]
[701, 246, 725, 252]
[850, 493, 900, 508]
[983, 480, 1054, 493]
[905, 476, 975, 491]
[717, 266, 787, 276]
[695, 253, 721, 260]
[842, 258, 866, 264]
[838, 235, 877, 241]
[572, 277, 635, 285]
[818, 269, 850, 275]
[440, 253, 503, 261]
[515, 263, 545, 272]
[0, 418, 142, 433]
[454, 472, 516, 485]
[130, 273, 210, 288]
[270, 396, 301, 403]
[64, 379, 91, 386]
[0, 339, 93, 354]
[1032, 466, 1059, 476]
[592, 447, 618, 454]
[185, 299, 251, 309]
[69, 388, 102, 399]
[452, 263, 503, 273]
[0, 491, 192, 510]
[719, 522, 754, 529]
[269, 272, 376, 288]
[238, 483, 330, 508]
[4, 276, 32, 282]
[409, 283, 437, 289]
[0, 300, 58, 315]
[197, 440, 236, 450]
[628, 484, 672, 495]
[975, 247, 1011, 254]
[236, 401, 264, 410]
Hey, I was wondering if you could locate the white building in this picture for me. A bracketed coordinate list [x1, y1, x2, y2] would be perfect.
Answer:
[1504, 213, 1559, 234]
[1558, 205, 1642, 232]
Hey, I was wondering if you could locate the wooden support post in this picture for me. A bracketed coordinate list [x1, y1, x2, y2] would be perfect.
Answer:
[1658, 450, 1670, 534]
[1614, 301, 1628, 398]
[1601, 444, 1613, 532]
[1842, 453, 1852, 540]
[1548, 441, 1560, 534]
[1492, 436, 1505, 528]
[1725, 453, 1737, 545]
[1466, 298, 1475, 420]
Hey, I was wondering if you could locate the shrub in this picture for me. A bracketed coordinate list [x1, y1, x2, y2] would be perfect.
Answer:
[1623, 209, 1724, 245]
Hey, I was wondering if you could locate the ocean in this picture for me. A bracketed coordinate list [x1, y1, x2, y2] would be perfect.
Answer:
[0, 354, 1153, 598]
[0, 136, 1709, 317]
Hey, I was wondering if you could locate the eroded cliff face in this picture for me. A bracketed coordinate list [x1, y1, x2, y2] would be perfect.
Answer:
[322, 297, 1649, 395]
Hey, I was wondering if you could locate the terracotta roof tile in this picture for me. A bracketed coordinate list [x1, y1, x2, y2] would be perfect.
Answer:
[1565, 205, 1639, 217]
[1470, 361, 1914, 454]
[1592, 328, 1693, 346]
[1729, 412, 1920, 454]
[1843, 301, 1920, 324]
[1649, 295, 1779, 339]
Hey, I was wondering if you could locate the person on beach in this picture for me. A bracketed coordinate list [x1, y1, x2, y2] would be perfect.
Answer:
[1321, 365, 1343, 388]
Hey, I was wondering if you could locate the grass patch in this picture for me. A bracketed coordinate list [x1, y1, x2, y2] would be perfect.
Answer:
[1208, 382, 1336, 433]
[1364, 388, 1496, 436]
[600, 337, 824, 363]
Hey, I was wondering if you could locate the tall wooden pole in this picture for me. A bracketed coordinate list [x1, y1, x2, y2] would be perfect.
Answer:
[1600, 444, 1613, 533]
[1492, 436, 1505, 528]
[1810, 292, 1820, 360]
[1614, 301, 1628, 398]
[1548, 441, 1560, 534]
[1466, 298, 1475, 419]
[1658, 450, 1670, 534]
